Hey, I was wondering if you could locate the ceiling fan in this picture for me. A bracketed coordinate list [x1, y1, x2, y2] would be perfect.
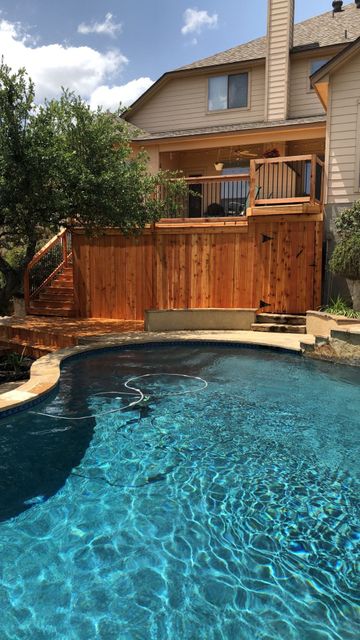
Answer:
[233, 147, 258, 159]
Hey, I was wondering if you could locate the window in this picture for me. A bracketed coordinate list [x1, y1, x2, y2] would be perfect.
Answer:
[309, 59, 329, 89]
[208, 73, 248, 111]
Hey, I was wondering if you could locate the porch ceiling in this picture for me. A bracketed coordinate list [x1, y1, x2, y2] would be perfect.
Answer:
[159, 139, 326, 173]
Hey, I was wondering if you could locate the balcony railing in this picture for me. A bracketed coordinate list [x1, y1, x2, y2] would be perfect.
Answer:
[160, 174, 250, 219]
[159, 155, 324, 219]
[250, 154, 324, 208]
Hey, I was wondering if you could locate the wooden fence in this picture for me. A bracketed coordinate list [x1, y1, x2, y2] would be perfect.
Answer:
[71, 216, 322, 319]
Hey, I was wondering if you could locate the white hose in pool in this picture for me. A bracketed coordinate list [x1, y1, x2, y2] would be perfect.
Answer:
[125, 373, 208, 397]
[31, 373, 208, 421]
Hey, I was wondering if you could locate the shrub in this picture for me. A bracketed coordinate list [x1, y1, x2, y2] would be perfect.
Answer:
[329, 233, 360, 281]
[334, 201, 360, 238]
[323, 296, 360, 319]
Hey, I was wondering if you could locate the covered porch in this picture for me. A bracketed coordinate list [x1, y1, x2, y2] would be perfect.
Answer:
[134, 118, 326, 219]
[159, 141, 325, 218]
[160, 153, 324, 219]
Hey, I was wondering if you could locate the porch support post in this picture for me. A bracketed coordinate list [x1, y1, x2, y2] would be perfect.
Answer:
[310, 154, 317, 204]
[249, 160, 256, 209]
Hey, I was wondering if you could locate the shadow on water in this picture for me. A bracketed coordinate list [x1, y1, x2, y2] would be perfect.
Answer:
[0, 384, 95, 523]
[0, 345, 216, 522]
[1, 343, 358, 523]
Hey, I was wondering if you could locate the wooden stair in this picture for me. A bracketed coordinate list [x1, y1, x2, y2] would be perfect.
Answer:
[0, 318, 144, 360]
[28, 267, 76, 317]
[252, 313, 307, 334]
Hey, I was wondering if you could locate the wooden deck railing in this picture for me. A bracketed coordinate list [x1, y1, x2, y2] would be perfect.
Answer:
[24, 228, 72, 312]
[160, 174, 250, 218]
[250, 154, 324, 207]
[160, 154, 324, 218]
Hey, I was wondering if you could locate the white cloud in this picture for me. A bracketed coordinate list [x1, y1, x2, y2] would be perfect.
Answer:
[77, 13, 122, 38]
[89, 77, 154, 111]
[0, 18, 131, 104]
[181, 8, 218, 36]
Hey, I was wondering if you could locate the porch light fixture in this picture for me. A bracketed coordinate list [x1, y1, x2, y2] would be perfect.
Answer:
[332, 1, 343, 12]
[214, 162, 224, 171]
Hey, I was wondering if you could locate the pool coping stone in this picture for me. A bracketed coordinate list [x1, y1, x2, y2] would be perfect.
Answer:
[0, 330, 315, 417]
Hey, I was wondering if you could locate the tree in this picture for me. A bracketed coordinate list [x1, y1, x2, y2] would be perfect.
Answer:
[329, 201, 360, 310]
[0, 62, 186, 312]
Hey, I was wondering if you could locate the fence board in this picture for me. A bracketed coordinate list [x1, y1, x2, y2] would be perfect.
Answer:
[71, 217, 322, 319]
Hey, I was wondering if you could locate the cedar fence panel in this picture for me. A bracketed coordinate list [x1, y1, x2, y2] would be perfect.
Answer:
[72, 217, 322, 319]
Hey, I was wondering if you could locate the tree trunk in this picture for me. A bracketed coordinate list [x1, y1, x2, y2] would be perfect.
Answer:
[347, 279, 360, 312]
[0, 238, 37, 315]
[0, 265, 23, 315]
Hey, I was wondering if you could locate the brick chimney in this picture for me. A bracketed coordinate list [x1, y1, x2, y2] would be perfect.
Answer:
[265, 0, 295, 121]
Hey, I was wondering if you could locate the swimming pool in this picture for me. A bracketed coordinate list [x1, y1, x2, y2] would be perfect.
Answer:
[0, 343, 359, 639]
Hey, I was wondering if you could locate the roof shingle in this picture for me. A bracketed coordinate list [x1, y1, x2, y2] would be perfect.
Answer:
[134, 116, 327, 142]
[178, 3, 360, 71]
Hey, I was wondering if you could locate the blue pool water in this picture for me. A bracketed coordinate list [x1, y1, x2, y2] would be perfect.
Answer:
[0, 344, 359, 639]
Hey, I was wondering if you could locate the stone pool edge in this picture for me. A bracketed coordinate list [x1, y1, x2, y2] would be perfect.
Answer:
[0, 330, 315, 417]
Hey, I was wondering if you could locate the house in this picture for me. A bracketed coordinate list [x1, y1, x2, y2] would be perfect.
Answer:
[123, 1, 360, 294]
[23, 1, 360, 321]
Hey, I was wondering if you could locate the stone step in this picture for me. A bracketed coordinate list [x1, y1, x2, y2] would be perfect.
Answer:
[256, 314, 306, 326]
[251, 323, 306, 334]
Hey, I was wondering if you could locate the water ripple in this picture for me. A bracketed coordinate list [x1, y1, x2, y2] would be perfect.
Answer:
[0, 346, 359, 639]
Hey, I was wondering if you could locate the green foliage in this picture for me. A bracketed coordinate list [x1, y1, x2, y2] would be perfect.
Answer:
[0, 61, 187, 310]
[323, 295, 360, 319]
[4, 350, 25, 373]
[334, 201, 360, 238]
[4, 246, 27, 270]
[330, 202, 360, 288]
[329, 233, 360, 281]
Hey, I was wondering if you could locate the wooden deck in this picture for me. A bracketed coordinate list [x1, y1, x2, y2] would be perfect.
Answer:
[0, 317, 144, 358]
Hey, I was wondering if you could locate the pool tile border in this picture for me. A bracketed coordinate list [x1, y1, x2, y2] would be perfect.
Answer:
[0, 331, 313, 418]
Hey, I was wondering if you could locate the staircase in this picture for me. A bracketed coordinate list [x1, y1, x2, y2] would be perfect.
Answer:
[252, 313, 306, 334]
[28, 267, 75, 317]
[24, 229, 76, 318]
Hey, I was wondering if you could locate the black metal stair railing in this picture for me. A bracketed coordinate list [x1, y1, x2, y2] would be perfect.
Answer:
[24, 229, 72, 312]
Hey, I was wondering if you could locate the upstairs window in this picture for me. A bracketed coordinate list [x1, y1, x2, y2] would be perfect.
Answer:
[309, 59, 329, 89]
[208, 73, 249, 111]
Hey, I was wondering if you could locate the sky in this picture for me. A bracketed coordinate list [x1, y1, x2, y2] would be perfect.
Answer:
[0, 0, 341, 111]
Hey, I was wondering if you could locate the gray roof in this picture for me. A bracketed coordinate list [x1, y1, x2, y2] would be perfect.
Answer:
[134, 116, 327, 142]
[178, 3, 360, 71]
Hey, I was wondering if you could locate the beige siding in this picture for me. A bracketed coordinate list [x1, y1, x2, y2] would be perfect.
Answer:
[265, 0, 294, 121]
[327, 52, 360, 204]
[129, 65, 265, 133]
[289, 58, 326, 118]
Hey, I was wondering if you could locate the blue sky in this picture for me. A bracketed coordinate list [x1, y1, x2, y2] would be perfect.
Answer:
[0, 0, 340, 109]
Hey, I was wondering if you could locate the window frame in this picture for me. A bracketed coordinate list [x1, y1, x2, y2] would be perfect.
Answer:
[308, 58, 330, 92]
[207, 71, 250, 113]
